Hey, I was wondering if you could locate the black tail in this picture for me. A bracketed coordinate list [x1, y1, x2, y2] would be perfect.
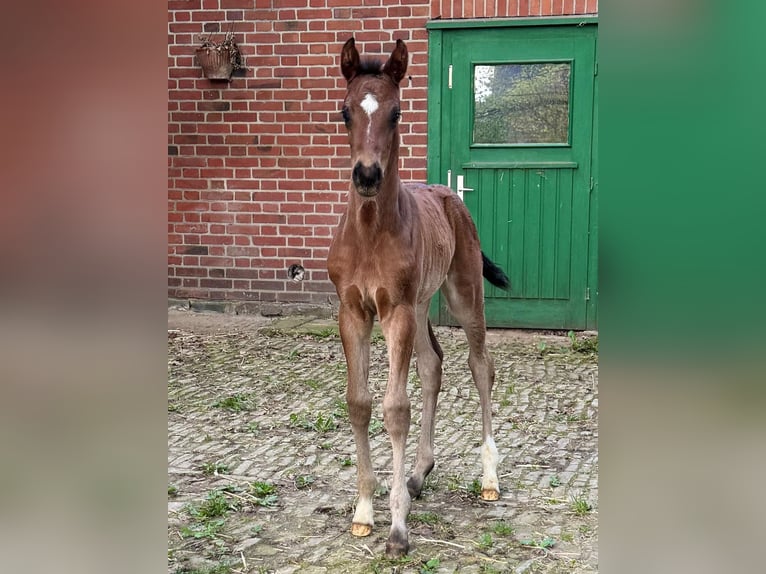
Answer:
[482, 251, 510, 290]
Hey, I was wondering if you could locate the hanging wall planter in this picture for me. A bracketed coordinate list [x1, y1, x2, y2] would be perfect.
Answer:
[195, 32, 243, 81]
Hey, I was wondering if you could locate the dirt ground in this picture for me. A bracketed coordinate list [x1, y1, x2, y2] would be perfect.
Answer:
[168, 309, 598, 573]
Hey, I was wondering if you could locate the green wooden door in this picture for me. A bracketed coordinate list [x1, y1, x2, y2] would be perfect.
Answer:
[427, 20, 598, 329]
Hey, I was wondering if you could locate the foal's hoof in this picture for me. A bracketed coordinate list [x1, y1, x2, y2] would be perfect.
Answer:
[385, 532, 410, 558]
[406, 476, 423, 499]
[481, 488, 500, 501]
[351, 522, 372, 537]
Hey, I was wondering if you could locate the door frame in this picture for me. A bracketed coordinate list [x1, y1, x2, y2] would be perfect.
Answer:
[426, 17, 599, 330]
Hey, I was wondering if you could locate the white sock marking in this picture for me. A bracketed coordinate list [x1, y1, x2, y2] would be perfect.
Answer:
[481, 436, 500, 492]
[353, 496, 374, 527]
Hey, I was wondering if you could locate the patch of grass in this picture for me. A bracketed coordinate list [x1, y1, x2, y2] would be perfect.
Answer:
[332, 399, 349, 420]
[477, 532, 493, 550]
[549, 475, 562, 487]
[168, 484, 179, 497]
[187, 490, 236, 520]
[491, 521, 514, 536]
[561, 532, 575, 542]
[310, 327, 337, 339]
[368, 418, 384, 436]
[570, 494, 592, 515]
[339, 456, 353, 467]
[421, 475, 438, 493]
[520, 537, 556, 549]
[568, 331, 598, 353]
[314, 412, 337, 432]
[303, 378, 321, 390]
[179, 518, 226, 540]
[295, 474, 315, 489]
[420, 558, 440, 573]
[250, 481, 277, 496]
[319, 442, 333, 450]
[481, 565, 503, 574]
[467, 479, 483, 497]
[250, 481, 278, 507]
[289, 411, 338, 433]
[246, 421, 260, 434]
[213, 393, 255, 412]
[285, 348, 300, 360]
[446, 474, 463, 492]
[371, 331, 386, 344]
[410, 512, 442, 526]
[201, 461, 230, 476]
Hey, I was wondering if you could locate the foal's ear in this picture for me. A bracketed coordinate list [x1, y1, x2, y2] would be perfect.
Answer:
[341, 37, 360, 82]
[383, 39, 408, 86]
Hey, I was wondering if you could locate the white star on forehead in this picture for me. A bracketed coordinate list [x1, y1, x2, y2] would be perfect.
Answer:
[360, 93, 379, 116]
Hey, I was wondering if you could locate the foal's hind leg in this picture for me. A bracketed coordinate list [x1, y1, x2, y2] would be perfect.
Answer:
[407, 306, 443, 498]
[442, 279, 501, 501]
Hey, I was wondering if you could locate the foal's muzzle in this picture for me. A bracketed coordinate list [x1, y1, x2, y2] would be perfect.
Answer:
[352, 162, 382, 197]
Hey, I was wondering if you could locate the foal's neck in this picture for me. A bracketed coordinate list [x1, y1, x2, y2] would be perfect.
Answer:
[349, 155, 405, 233]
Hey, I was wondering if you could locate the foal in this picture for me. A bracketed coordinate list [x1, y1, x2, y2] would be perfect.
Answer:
[327, 38, 510, 558]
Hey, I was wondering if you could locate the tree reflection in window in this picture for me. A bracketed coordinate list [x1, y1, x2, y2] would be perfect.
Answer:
[474, 63, 570, 144]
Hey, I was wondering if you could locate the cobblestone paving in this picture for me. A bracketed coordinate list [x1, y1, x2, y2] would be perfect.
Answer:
[168, 311, 598, 573]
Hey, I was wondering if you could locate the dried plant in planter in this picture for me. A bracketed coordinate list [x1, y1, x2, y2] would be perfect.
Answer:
[195, 31, 243, 80]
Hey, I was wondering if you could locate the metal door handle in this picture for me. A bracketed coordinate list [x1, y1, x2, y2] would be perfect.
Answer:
[456, 175, 474, 201]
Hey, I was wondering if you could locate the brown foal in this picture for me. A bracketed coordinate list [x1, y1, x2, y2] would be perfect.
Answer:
[327, 38, 510, 558]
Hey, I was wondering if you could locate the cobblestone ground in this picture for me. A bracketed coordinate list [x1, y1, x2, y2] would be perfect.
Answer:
[168, 310, 598, 574]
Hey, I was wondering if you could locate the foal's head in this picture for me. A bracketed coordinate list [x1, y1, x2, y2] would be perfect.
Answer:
[340, 38, 408, 197]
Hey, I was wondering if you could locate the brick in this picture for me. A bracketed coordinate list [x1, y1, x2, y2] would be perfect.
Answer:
[221, 0, 254, 8]
[250, 280, 285, 291]
[297, 8, 332, 19]
[200, 278, 233, 288]
[175, 266, 207, 277]
[200, 256, 234, 267]
[169, 0, 201, 9]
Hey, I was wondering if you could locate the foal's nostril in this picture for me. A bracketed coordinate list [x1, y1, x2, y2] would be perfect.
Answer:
[352, 162, 382, 191]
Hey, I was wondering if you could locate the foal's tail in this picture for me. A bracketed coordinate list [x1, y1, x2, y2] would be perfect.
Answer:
[482, 251, 510, 290]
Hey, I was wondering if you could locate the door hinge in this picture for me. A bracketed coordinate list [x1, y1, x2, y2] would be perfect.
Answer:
[448, 65, 453, 89]
[589, 177, 594, 192]
[594, 61, 598, 76]
[585, 287, 591, 301]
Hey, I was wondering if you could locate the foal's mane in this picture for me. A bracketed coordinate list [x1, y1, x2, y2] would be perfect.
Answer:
[356, 57, 384, 77]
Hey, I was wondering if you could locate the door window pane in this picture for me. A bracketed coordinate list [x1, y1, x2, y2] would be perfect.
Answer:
[474, 63, 571, 144]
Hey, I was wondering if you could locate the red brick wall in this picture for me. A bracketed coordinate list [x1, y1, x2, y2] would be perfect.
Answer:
[168, 0, 597, 308]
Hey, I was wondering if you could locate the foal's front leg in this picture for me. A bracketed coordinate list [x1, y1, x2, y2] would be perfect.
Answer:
[379, 304, 416, 558]
[338, 303, 375, 537]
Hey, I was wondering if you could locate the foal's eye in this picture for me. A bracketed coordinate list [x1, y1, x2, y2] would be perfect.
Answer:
[391, 108, 401, 125]
[341, 106, 351, 126]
